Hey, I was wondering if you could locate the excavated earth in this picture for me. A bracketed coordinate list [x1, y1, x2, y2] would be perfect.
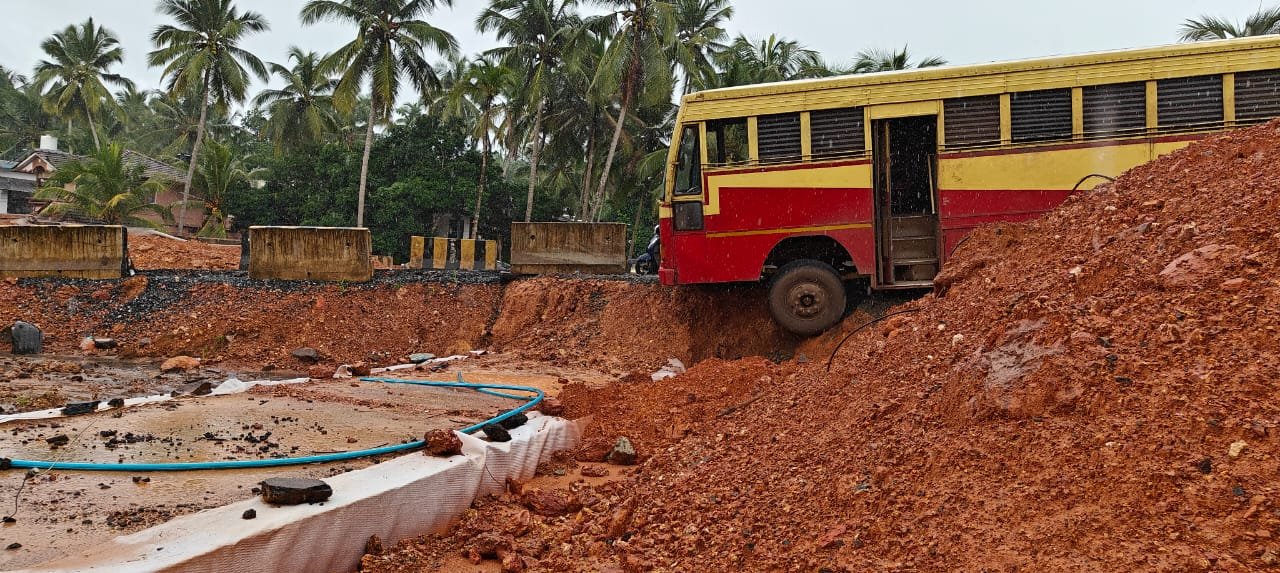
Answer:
[6, 121, 1279, 572]
[355, 121, 1280, 573]
[0, 273, 804, 378]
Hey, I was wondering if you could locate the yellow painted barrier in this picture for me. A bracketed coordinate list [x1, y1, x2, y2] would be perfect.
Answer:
[509, 223, 627, 275]
[0, 225, 127, 279]
[248, 226, 372, 282]
[408, 236, 498, 271]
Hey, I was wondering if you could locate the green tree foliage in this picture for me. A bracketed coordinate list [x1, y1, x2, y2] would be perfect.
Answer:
[586, 0, 676, 222]
[1180, 6, 1280, 41]
[478, 0, 585, 222]
[436, 56, 516, 239]
[34, 142, 172, 227]
[0, 70, 58, 158]
[228, 116, 519, 261]
[300, 0, 459, 228]
[190, 138, 257, 237]
[671, 0, 733, 93]
[713, 34, 822, 87]
[252, 47, 339, 152]
[32, 18, 134, 151]
[149, 0, 269, 234]
[850, 45, 947, 73]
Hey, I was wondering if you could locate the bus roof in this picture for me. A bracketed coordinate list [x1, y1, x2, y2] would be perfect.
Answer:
[683, 36, 1280, 106]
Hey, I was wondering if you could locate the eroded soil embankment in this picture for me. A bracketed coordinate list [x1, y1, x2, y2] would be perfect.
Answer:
[0, 275, 800, 375]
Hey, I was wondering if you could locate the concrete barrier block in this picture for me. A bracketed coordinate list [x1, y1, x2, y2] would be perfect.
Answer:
[410, 236, 498, 271]
[509, 222, 627, 275]
[0, 225, 127, 279]
[248, 227, 372, 282]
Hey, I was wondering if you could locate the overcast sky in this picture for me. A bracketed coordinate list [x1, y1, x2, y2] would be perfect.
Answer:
[0, 0, 1269, 103]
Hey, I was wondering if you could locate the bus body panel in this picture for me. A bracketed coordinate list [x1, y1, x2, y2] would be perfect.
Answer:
[658, 37, 1280, 291]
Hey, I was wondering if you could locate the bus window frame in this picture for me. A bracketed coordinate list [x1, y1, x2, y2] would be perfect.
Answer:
[672, 124, 703, 197]
[705, 117, 750, 167]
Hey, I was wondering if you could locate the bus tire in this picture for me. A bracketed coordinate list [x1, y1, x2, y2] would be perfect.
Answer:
[767, 260, 846, 336]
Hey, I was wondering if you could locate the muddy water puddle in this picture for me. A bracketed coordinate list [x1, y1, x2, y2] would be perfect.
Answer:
[0, 378, 519, 570]
[0, 353, 304, 415]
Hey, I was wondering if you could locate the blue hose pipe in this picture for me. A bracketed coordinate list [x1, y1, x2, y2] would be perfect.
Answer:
[2, 374, 544, 472]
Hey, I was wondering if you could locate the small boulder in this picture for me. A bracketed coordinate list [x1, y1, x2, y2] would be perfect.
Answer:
[241, 509, 256, 520]
[92, 338, 118, 350]
[11, 322, 42, 355]
[521, 488, 583, 517]
[1221, 278, 1247, 292]
[423, 429, 463, 457]
[482, 424, 512, 443]
[349, 362, 372, 377]
[307, 365, 335, 379]
[408, 353, 435, 364]
[46, 434, 70, 447]
[365, 535, 384, 556]
[61, 401, 100, 416]
[160, 356, 200, 373]
[290, 347, 321, 363]
[259, 477, 333, 505]
[499, 412, 528, 430]
[606, 437, 637, 466]
[107, 398, 125, 409]
[536, 397, 565, 417]
[1229, 440, 1248, 458]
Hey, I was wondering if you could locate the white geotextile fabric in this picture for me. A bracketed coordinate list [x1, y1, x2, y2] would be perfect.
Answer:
[0, 377, 309, 424]
[16, 413, 581, 573]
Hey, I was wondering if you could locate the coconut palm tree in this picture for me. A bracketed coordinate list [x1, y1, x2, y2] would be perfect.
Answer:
[32, 18, 134, 151]
[143, 90, 224, 159]
[148, 0, 268, 236]
[252, 47, 339, 152]
[301, 0, 458, 228]
[1179, 6, 1280, 41]
[713, 34, 820, 87]
[438, 56, 515, 239]
[851, 45, 947, 74]
[587, 0, 677, 222]
[478, 0, 585, 222]
[189, 138, 256, 237]
[671, 0, 733, 93]
[34, 142, 172, 227]
[0, 77, 58, 158]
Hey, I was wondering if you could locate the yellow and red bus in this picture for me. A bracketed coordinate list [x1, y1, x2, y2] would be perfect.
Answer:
[659, 36, 1280, 334]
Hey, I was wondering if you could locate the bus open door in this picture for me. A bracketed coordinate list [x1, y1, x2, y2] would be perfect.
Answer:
[871, 114, 942, 289]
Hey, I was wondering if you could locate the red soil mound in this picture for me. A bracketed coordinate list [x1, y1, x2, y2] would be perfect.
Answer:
[491, 278, 798, 373]
[1, 275, 799, 374]
[0, 278, 500, 368]
[127, 233, 241, 270]
[364, 121, 1280, 571]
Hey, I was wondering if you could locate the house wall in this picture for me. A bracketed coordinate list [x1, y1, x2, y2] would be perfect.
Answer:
[145, 186, 208, 234]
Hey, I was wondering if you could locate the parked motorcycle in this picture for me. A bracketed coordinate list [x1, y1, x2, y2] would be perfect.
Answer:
[633, 225, 660, 274]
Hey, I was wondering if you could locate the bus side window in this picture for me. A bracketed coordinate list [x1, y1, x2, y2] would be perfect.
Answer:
[673, 125, 702, 196]
[706, 118, 748, 165]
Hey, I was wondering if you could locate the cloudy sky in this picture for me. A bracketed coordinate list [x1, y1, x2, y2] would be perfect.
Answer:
[0, 0, 1269, 100]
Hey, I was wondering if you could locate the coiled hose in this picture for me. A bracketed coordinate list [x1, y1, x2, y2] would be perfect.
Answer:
[1, 374, 543, 472]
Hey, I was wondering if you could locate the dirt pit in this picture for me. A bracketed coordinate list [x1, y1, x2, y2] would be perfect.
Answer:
[0, 355, 615, 571]
[126, 233, 241, 271]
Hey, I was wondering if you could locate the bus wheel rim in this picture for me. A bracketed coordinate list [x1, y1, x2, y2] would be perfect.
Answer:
[788, 283, 825, 318]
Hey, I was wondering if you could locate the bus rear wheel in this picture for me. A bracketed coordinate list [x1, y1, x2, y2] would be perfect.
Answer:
[767, 260, 846, 336]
